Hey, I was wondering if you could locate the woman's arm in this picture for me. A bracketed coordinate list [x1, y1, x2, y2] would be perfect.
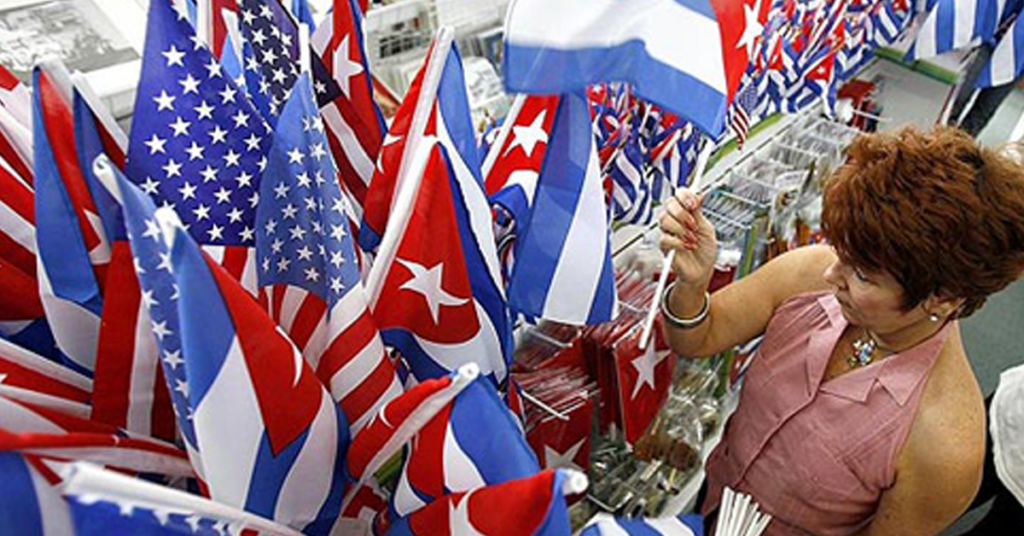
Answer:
[663, 244, 837, 358]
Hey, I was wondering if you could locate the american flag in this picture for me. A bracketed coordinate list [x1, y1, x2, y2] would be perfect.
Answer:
[310, 0, 387, 238]
[126, 0, 271, 294]
[256, 73, 401, 433]
[238, 0, 301, 123]
[729, 76, 762, 147]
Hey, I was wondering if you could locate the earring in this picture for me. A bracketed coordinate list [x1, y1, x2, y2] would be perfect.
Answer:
[929, 313, 940, 322]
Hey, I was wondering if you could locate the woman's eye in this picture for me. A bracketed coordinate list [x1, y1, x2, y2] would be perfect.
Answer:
[854, 269, 870, 283]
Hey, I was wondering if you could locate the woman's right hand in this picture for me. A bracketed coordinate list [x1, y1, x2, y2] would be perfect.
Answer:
[658, 189, 718, 290]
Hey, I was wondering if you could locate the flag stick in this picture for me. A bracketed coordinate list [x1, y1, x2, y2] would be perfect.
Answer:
[638, 140, 715, 350]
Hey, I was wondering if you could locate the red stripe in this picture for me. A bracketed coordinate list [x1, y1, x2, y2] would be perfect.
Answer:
[271, 285, 286, 325]
[0, 259, 43, 320]
[286, 291, 327, 352]
[0, 429, 189, 461]
[218, 246, 249, 282]
[37, 72, 104, 259]
[0, 233, 36, 278]
[0, 159, 34, 223]
[0, 133, 31, 185]
[323, 126, 369, 207]
[317, 308, 376, 382]
[151, 362, 175, 441]
[0, 64, 19, 90]
[0, 356, 90, 404]
[340, 358, 395, 426]
[333, 92, 384, 163]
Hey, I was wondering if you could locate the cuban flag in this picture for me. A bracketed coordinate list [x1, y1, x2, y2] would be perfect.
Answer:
[96, 162, 350, 535]
[580, 513, 705, 535]
[364, 34, 512, 384]
[389, 469, 579, 536]
[390, 374, 540, 517]
[311, 0, 387, 230]
[482, 94, 559, 229]
[504, 0, 770, 137]
[358, 32, 444, 254]
[608, 130, 653, 225]
[126, 0, 272, 296]
[33, 65, 114, 376]
[979, 3, 1024, 86]
[503, 93, 618, 326]
[256, 73, 402, 434]
[908, 0, 1002, 60]
[341, 364, 479, 530]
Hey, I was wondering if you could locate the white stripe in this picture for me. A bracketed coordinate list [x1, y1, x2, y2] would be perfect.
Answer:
[274, 390, 338, 529]
[301, 315, 328, 371]
[0, 105, 33, 171]
[990, 21, 1019, 86]
[328, 327, 384, 402]
[0, 197, 36, 254]
[126, 298, 159, 435]
[192, 337, 265, 510]
[953, 0, 976, 49]
[914, 8, 939, 58]
[37, 259, 99, 372]
[277, 286, 308, 333]
[392, 457, 427, 517]
[583, 516, 631, 536]
[506, 0, 726, 92]
[310, 15, 333, 54]
[202, 244, 226, 264]
[412, 300, 506, 380]
[85, 210, 112, 266]
[20, 445, 194, 477]
[0, 395, 66, 433]
[322, 102, 376, 182]
[0, 384, 91, 419]
[239, 249, 260, 297]
[542, 141, 609, 324]
[647, 517, 697, 535]
[326, 286, 366, 339]
[28, 459, 75, 536]
[0, 337, 92, 391]
[435, 108, 506, 300]
[441, 419, 486, 492]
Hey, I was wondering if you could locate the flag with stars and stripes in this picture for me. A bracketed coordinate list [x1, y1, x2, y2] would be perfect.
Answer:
[126, 0, 271, 296]
[238, 0, 302, 125]
[98, 159, 351, 535]
[310, 0, 387, 235]
[256, 73, 402, 434]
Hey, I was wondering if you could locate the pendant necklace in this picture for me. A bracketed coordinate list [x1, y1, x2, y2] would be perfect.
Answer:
[849, 330, 878, 369]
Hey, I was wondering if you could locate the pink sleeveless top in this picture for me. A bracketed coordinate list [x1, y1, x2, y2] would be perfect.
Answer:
[702, 291, 951, 536]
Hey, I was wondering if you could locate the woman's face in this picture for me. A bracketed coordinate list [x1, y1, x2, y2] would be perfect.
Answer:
[822, 250, 924, 334]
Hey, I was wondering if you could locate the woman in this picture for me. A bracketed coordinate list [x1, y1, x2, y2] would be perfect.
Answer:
[658, 126, 1024, 535]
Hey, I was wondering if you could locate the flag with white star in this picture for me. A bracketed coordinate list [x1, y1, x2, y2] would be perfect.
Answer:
[238, 0, 301, 125]
[310, 0, 386, 231]
[256, 73, 401, 433]
[126, 0, 271, 252]
[102, 156, 350, 534]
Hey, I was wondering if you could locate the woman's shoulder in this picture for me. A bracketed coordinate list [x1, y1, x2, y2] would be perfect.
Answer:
[748, 244, 836, 309]
[902, 329, 985, 477]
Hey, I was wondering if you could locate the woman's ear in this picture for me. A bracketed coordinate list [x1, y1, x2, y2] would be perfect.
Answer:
[922, 295, 965, 321]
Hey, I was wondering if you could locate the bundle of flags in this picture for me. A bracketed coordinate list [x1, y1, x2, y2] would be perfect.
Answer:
[0, 0, 972, 533]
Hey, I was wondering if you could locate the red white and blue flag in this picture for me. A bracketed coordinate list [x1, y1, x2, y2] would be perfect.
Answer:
[580, 513, 705, 536]
[238, 0, 301, 124]
[256, 73, 402, 434]
[100, 160, 351, 534]
[310, 0, 387, 232]
[33, 66, 112, 376]
[504, 92, 618, 326]
[364, 34, 512, 384]
[389, 374, 540, 517]
[388, 469, 576, 536]
[503, 0, 771, 136]
[126, 0, 271, 297]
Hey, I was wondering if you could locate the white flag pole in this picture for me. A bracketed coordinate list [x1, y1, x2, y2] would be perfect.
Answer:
[638, 139, 715, 350]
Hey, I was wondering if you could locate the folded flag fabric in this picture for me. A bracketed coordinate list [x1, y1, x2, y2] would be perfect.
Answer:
[580, 512, 704, 536]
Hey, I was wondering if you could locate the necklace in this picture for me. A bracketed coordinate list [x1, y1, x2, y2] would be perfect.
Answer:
[849, 330, 878, 369]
